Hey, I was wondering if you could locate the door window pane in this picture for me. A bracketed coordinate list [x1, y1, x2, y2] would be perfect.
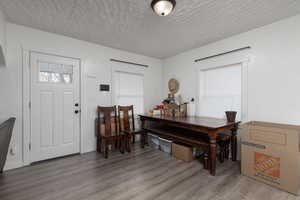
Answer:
[51, 73, 61, 83]
[39, 72, 50, 82]
[62, 74, 72, 84]
[49, 63, 63, 74]
[38, 61, 73, 84]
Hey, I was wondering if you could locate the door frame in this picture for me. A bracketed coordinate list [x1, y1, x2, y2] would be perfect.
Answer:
[22, 48, 85, 165]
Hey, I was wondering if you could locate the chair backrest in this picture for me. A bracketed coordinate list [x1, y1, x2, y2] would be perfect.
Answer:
[0, 118, 16, 172]
[118, 105, 135, 132]
[97, 106, 118, 137]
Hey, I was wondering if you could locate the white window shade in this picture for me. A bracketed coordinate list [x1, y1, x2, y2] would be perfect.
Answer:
[198, 63, 242, 120]
[118, 72, 143, 96]
[114, 71, 144, 115]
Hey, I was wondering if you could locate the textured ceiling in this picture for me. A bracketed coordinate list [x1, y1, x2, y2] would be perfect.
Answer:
[1, 0, 300, 58]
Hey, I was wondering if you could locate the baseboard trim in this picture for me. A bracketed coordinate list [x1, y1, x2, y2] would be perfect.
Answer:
[4, 160, 24, 171]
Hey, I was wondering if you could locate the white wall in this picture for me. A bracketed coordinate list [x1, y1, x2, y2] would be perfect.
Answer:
[0, 8, 6, 66]
[163, 14, 300, 126]
[0, 9, 5, 49]
[2, 12, 300, 170]
[0, 23, 163, 170]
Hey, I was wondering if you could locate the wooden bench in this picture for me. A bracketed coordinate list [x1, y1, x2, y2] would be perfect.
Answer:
[144, 125, 232, 168]
[144, 125, 211, 169]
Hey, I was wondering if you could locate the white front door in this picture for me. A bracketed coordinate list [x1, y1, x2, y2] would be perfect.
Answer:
[30, 52, 80, 162]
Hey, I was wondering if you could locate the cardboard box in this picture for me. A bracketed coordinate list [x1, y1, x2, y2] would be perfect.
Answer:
[241, 121, 300, 195]
[172, 143, 194, 162]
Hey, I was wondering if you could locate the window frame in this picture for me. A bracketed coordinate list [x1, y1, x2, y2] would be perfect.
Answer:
[112, 70, 145, 115]
[196, 52, 250, 122]
[198, 63, 242, 120]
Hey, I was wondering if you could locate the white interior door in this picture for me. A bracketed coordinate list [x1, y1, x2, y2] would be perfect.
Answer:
[30, 52, 80, 162]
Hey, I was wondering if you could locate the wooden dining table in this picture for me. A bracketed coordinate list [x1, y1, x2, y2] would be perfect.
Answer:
[139, 114, 240, 176]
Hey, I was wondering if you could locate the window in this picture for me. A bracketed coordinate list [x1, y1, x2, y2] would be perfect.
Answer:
[198, 63, 242, 120]
[114, 71, 144, 115]
[38, 61, 73, 84]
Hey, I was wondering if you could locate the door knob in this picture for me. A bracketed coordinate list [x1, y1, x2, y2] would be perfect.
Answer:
[75, 110, 79, 114]
[75, 103, 79, 107]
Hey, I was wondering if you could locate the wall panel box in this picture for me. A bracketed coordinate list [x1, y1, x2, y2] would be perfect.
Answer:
[241, 121, 300, 195]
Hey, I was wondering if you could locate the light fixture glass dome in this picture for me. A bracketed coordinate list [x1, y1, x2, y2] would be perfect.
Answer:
[151, 0, 176, 16]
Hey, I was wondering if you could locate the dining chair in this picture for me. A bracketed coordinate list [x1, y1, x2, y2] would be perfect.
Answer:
[97, 106, 124, 158]
[218, 133, 231, 163]
[200, 132, 232, 164]
[118, 105, 147, 152]
[0, 118, 16, 173]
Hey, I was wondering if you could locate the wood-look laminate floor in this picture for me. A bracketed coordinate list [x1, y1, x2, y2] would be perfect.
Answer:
[0, 145, 297, 200]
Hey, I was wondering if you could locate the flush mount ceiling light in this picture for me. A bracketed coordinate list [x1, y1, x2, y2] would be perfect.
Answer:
[151, 0, 176, 16]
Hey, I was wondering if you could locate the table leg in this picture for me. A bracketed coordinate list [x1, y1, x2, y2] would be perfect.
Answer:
[231, 128, 238, 161]
[140, 118, 146, 148]
[140, 133, 144, 148]
[140, 117, 145, 129]
[209, 135, 217, 176]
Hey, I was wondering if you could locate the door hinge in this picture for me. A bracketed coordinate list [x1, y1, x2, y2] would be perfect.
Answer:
[29, 143, 31, 151]
[29, 102, 31, 109]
